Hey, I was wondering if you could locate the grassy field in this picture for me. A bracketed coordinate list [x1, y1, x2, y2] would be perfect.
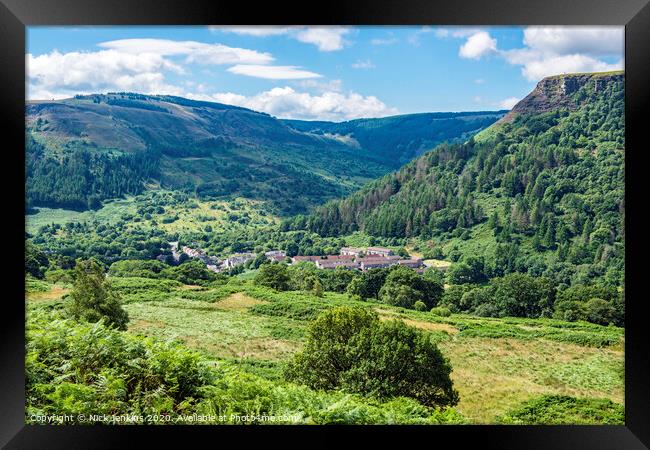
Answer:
[26, 276, 622, 424]
[26, 190, 278, 236]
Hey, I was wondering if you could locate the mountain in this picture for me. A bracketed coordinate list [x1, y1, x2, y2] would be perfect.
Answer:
[291, 71, 624, 286]
[283, 111, 507, 168]
[26, 93, 504, 215]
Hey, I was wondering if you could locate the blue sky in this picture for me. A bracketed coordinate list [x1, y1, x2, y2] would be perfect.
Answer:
[27, 26, 623, 121]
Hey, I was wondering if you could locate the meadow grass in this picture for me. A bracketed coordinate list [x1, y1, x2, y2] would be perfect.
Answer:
[25, 276, 624, 424]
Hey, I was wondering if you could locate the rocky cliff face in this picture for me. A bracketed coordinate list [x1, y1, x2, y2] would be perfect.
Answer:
[503, 71, 624, 120]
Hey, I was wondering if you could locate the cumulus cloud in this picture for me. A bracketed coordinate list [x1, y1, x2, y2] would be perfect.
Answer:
[99, 38, 273, 65]
[188, 87, 398, 121]
[27, 49, 185, 100]
[213, 26, 351, 51]
[498, 97, 520, 109]
[522, 26, 624, 57]
[294, 27, 351, 52]
[459, 31, 497, 59]
[507, 53, 622, 82]
[227, 64, 322, 79]
[501, 27, 624, 81]
[452, 27, 624, 82]
[351, 59, 375, 69]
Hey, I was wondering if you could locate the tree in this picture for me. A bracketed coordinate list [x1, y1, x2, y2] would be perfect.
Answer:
[312, 278, 324, 298]
[346, 268, 389, 300]
[67, 258, 129, 330]
[26, 242, 49, 279]
[254, 262, 290, 291]
[379, 266, 443, 309]
[285, 307, 459, 407]
[491, 273, 555, 318]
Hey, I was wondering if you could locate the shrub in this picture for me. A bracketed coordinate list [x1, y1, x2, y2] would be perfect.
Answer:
[66, 259, 129, 330]
[430, 306, 451, 317]
[498, 395, 624, 425]
[414, 300, 427, 311]
[285, 307, 459, 407]
[379, 266, 443, 310]
[160, 260, 216, 285]
[26, 310, 216, 422]
[254, 263, 290, 291]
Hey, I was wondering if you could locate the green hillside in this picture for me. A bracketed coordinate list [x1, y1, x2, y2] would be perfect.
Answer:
[26, 94, 503, 215]
[283, 110, 506, 167]
[291, 72, 625, 289]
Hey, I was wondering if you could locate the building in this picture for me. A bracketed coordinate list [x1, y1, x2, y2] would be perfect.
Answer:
[291, 255, 322, 264]
[325, 254, 356, 262]
[396, 258, 424, 268]
[316, 260, 360, 270]
[223, 252, 255, 269]
[265, 250, 287, 263]
[366, 246, 394, 257]
[340, 247, 363, 256]
[359, 258, 394, 270]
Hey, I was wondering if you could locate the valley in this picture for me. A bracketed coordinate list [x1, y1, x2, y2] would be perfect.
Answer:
[25, 71, 625, 425]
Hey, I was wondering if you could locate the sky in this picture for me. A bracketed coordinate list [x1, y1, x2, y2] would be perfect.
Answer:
[26, 26, 624, 121]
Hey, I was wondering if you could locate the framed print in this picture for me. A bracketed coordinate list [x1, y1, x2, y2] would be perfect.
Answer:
[2, 0, 649, 448]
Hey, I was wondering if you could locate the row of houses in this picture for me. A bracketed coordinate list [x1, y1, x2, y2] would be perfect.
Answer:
[165, 242, 287, 272]
[291, 250, 424, 272]
[340, 246, 394, 257]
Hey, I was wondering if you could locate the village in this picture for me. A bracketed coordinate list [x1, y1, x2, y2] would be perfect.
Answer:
[165, 242, 428, 274]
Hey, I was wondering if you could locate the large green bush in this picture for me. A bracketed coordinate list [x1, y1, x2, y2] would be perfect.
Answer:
[285, 306, 459, 407]
[499, 395, 624, 425]
[379, 266, 443, 309]
[66, 259, 129, 330]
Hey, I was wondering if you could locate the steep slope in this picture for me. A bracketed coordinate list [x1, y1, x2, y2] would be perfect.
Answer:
[283, 111, 506, 167]
[26, 93, 503, 215]
[291, 71, 624, 286]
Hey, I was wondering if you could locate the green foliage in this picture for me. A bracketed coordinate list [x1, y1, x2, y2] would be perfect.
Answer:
[298, 73, 624, 292]
[159, 260, 217, 285]
[66, 259, 129, 330]
[26, 242, 49, 279]
[490, 273, 555, 318]
[430, 306, 451, 317]
[26, 310, 215, 422]
[498, 395, 624, 425]
[254, 263, 291, 291]
[379, 266, 444, 310]
[285, 307, 459, 407]
[414, 300, 427, 311]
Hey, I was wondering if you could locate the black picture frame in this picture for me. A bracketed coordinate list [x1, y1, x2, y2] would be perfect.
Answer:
[2, 0, 649, 448]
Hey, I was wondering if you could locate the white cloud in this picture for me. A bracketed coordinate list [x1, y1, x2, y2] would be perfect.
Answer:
[351, 59, 375, 69]
[522, 26, 624, 57]
[210, 26, 293, 36]
[26, 49, 185, 100]
[99, 38, 273, 65]
[451, 26, 624, 82]
[509, 53, 622, 82]
[188, 87, 398, 121]
[227, 64, 322, 79]
[294, 27, 351, 52]
[498, 97, 520, 109]
[474, 78, 486, 84]
[295, 78, 343, 93]
[371, 37, 398, 45]
[459, 31, 497, 59]
[500, 27, 624, 81]
[213, 25, 351, 52]
[408, 26, 435, 46]
[435, 27, 483, 39]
